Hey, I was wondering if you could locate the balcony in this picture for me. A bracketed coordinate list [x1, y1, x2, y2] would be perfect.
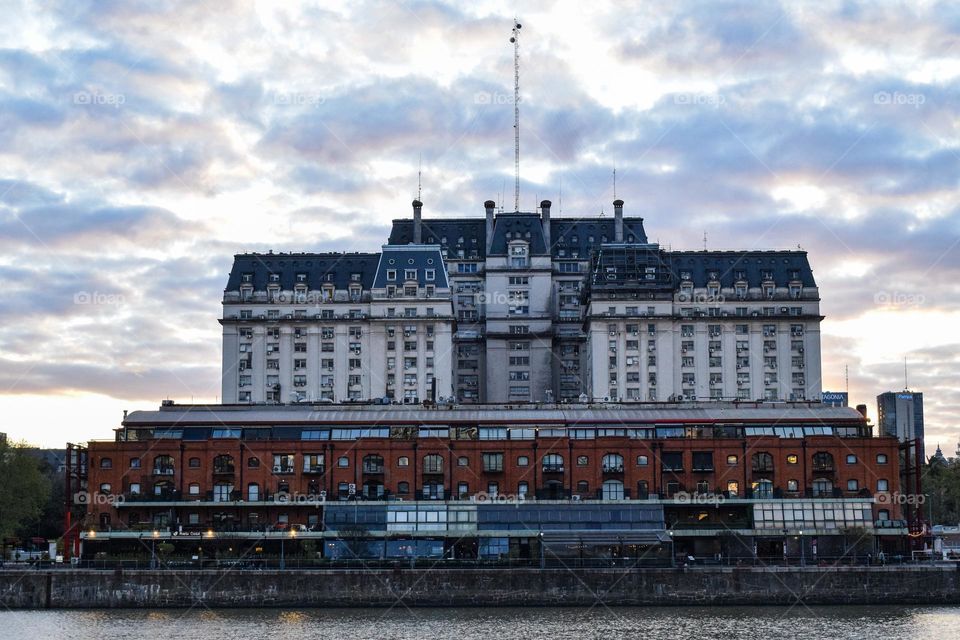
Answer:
[152, 467, 175, 476]
[272, 465, 295, 475]
[303, 465, 326, 475]
[362, 463, 385, 475]
[542, 464, 565, 474]
[601, 464, 624, 474]
[212, 465, 235, 477]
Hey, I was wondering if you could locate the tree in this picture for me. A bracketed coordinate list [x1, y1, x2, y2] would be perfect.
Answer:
[0, 440, 52, 543]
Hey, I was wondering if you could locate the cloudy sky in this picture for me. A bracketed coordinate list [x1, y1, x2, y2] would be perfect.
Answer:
[1, 1, 958, 449]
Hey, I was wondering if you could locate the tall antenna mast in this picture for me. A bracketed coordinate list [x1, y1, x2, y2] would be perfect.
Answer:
[613, 166, 617, 199]
[904, 356, 909, 390]
[417, 153, 422, 201]
[510, 19, 522, 212]
[845, 364, 849, 394]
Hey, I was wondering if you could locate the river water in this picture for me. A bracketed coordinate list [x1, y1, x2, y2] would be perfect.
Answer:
[2, 606, 959, 639]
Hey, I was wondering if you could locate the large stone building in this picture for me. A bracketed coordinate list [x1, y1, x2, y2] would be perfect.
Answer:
[221, 199, 823, 405]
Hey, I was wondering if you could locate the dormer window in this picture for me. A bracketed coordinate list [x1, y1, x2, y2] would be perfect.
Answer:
[241, 273, 253, 283]
[294, 284, 307, 303]
[735, 283, 747, 299]
[509, 242, 529, 268]
[350, 273, 361, 282]
[269, 273, 280, 283]
[404, 269, 417, 280]
[789, 284, 802, 299]
[240, 285, 252, 301]
[387, 269, 397, 281]
[296, 273, 307, 282]
[761, 270, 774, 281]
[680, 270, 692, 281]
[763, 283, 775, 299]
[425, 269, 435, 281]
[349, 285, 362, 301]
[321, 284, 335, 302]
[267, 285, 280, 302]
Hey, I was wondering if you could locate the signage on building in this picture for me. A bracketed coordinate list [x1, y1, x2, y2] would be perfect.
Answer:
[821, 392, 848, 406]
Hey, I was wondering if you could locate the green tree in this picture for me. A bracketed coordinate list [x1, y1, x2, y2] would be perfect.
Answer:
[0, 440, 52, 543]
[922, 454, 960, 526]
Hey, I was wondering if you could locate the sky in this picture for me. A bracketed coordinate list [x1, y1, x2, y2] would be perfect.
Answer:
[0, 0, 958, 449]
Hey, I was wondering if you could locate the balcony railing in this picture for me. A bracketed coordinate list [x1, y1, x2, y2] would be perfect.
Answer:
[542, 464, 565, 473]
[601, 464, 624, 474]
[152, 467, 175, 476]
[362, 464, 385, 474]
[303, 465, 326, 474]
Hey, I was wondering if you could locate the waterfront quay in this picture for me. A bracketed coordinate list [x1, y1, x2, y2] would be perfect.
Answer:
[2, 565, 960, 608]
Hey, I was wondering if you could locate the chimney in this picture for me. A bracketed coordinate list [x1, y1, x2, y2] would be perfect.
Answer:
[412, 199, 423, 244]
[540, 200, 552, 249]
[484, 200, 496, 254]
[856, 403, 868, 419]
[613, 199, 624, 242]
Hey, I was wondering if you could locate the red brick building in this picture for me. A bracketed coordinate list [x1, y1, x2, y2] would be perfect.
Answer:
[69, 401, 909, 564]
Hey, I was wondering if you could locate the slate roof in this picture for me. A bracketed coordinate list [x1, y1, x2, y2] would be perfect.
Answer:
[373, 245, 449, 288]
[224, 253, 380, 292]
[388, 214, 649, 259]
[669, 251, 817, 288]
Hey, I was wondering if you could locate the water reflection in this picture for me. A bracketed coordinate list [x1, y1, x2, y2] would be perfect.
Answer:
[1, 606, 958, 640]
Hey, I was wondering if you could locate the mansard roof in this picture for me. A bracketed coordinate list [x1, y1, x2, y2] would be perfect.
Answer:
[373, 245, 449, 288]
[669, 250, 817, 288]
[224, 252, 380, 292]
[388, 214, 649, 260]
[389, 219, 486, 260]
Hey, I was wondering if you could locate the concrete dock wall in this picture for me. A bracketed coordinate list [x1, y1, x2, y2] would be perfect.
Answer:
[0, 566, 956, 608]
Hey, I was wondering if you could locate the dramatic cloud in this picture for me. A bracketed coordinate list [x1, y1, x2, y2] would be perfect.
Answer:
[0, 0, 958, 448]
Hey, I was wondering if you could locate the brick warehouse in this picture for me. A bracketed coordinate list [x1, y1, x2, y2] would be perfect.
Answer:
[72, 401, 911, 565]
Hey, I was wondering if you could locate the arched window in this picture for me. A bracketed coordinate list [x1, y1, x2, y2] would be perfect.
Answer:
[576, 480, 589, 494]
[248, 456, 260, 468]
[397, 481, 410, 495]
[153, 455, 174, 475]
[812, 478, 833, 497]
[188, 482, 200, 496]
[752, 479, 774, 499]
[363, 454, 384, 474]
[423, 454, 444, 474]
[602, 479, 625, 500]
[247, 483, 260, 501]
[787, 479, 799, 492]
[751, 452, 773, 473]
[517, 456, 529, 467]
[99, 457, 112, 469]
[812, 452, 834, 472]
[188, 457, 201, 468]
[542, 453, 564, 472]
[213, 454, 234, 474]
[602, 453, 624, 473]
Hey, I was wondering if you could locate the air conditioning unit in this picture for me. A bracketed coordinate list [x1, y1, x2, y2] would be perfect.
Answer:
[285, 314, 292, 320]
[572, 495, 582, 501]
[609, 330, 616, 336]
[273, 466, 282, 473]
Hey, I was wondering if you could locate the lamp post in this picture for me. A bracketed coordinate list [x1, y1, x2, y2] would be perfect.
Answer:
[538, 531, 545, 569]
